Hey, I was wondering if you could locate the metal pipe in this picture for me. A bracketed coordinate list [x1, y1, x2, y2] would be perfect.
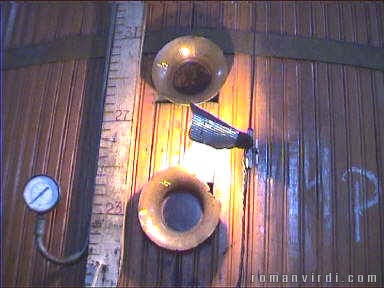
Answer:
[35, 214, 88, 265]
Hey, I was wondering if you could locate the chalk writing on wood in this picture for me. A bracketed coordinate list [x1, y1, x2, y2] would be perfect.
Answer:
[342, 166, 379, 242]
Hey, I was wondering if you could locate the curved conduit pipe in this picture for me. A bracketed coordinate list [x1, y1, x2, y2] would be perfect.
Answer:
[23, 175, 88, 266]
[35, 214, 88, 265]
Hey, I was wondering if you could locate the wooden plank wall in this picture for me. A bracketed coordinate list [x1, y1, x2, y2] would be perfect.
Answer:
[119, 1, 383, 287]
[3, 3, 110, 287]
[246, 2, 383, 287]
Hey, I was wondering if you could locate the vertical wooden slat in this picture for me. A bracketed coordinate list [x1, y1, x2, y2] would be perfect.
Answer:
[42, 61, 76, 284]
[312, 3, 334, 286]
[117, 2, 383, 287]
[9, 65, 50, 287]
[33, 3, 59, 44]
[360, 68, 383, 280]
[178, 1, 193, 32]
[78, 59, 107, 286]
[283, 4, 301, 288]
[340, 2, 364, 280]
[297, 1, 319, 279]
[370, 1, 384, 281]
[194, 2, 223, 287]
[15, 64, 51, 286]
[146, 1, 164, 30]
[3, 69, 24, 182]
[216, 2, 252, 286]
[4, 3, 110, 287]
[57, 60, 89, 286]
[155, 3, 183, 285]
[31, 63, 64, 286]
[8, 3, 22, 48]
[265, 2, 285, 285]
[119, 6, 161, 284]
[327, 2, 352, 282]
[119, 65, 157, 287]
[355, 1, 383, 281]
[372, 69, 384, 288]
[267, 56, 286, 281]
[246, 3, 269, 284]
[153, 104, 175, 287]
[193, 102, 217, 287]
[4, 67, 36, 286]
[284, 57, 302, 287]
[81, 4, 96, 35]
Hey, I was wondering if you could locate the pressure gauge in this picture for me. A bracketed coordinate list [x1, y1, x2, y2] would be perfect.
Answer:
[23, 175, 60, 213]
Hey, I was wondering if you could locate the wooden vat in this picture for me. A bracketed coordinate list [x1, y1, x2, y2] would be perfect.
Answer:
[3, 1, 383, 287]
[3, 2, 110, 286]
[118, 1, 383, 287]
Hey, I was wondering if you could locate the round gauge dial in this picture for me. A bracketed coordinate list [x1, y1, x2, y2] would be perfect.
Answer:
[23, 175, 60, 213]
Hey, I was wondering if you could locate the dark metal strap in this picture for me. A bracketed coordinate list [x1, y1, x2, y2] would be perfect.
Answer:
[6, 28, 383, 71]
[4, 34, 107, 70]
[143, 28, 384, 71]
[253, 33, 384, 71]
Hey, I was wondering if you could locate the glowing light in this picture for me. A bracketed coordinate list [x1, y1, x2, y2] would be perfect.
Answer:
[181, 141, 224, 183]
[139, 209, 148, 216]
[179, 46, 191, 58]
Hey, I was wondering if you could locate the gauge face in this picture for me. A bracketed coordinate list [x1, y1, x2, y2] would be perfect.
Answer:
[23, 175, 60, 213]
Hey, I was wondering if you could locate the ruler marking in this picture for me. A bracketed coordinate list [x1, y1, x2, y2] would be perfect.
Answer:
[101, 137, 117, 142]
[108, 76, 132, 80]
[102, 119, 133, 123]
[86, 2, 145, 287]
[91, 212, 125, 216]
[99, 165, 121, 168]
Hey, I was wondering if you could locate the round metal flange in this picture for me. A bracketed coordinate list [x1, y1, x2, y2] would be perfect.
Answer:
[138, 167, 221, 251]
[152, 36, 228, 104]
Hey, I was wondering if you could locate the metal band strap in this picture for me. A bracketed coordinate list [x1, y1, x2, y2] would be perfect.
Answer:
[143, 28, 384, 71]
[5, 28, 383, 71]
[4, 34, 107, 70]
